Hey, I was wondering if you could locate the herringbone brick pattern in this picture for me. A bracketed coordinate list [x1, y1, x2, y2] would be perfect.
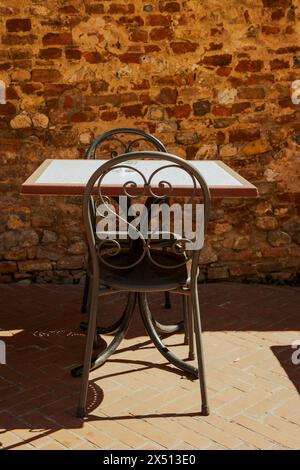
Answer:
[0, 283, 299, 450]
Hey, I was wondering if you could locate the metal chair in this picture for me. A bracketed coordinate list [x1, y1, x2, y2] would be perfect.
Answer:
[81, 128, 182, 337]
[72, 151, 211, 417]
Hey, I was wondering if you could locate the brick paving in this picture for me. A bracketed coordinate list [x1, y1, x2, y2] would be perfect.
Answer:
[0, 283, 300, 450]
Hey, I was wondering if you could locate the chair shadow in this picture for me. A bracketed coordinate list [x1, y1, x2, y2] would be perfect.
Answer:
[1, 354, 199, 450]
[270, 345, 300, 394]
[0, 283, 299, 448]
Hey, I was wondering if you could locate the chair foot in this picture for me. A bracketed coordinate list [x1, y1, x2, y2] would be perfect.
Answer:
[93, 334, 100, 349]
[164, 292, 171, 309]
[188, 352, 195, 360]
[77, 406, 86, 418]
[71, 365, 83, 378]
[201, 404, 210, 416]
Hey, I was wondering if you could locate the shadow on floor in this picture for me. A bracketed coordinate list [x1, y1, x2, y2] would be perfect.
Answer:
[270, 345, 300, 395]
[0, 283, 299, 448]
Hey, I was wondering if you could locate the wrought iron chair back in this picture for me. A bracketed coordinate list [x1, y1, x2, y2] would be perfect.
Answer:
[83, 151, 211, 283]
[85, 128, 167, 160]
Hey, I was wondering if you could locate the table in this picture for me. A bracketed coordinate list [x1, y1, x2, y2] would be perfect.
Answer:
[21, 158, 258, 379]
[22, 159, 258, 198]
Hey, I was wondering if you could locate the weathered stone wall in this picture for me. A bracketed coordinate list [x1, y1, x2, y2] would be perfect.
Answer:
[0, 0, 300, 284]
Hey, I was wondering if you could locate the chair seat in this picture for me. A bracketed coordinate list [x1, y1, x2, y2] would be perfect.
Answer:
[99, 251, 188, 292]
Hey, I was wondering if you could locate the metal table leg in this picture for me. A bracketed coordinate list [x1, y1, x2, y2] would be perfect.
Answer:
[80, 293, 184, 335]
[138, 292, 198, 377]
[72, 292, 196, 381]
[71, 293, 136, 377]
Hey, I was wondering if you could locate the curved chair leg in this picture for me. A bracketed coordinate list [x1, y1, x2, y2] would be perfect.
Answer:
[183, 296, 188, 345]
[187, 297, 195, 360]
[72, 293, 136, 379]
[80, 312, 126, 335]
[81, 272, 90, 314]
[152, 318, 184, 334]
[191, 285, 209, 416]
[138, 293, 198, 377]
[75, 277, 99, 418]
[83, 292, 183, 335]
[164, 291, 171, 309]
[81, 290, 182, 336]
[143, 294, 183, 335]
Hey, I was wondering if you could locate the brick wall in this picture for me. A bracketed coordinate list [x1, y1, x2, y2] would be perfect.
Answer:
[0, 0, 300, 284]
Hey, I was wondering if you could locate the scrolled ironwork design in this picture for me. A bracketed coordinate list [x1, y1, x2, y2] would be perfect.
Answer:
[96, 239, 147, 270]
[93, 161, 199, 270]
[93, 135, 163, 160]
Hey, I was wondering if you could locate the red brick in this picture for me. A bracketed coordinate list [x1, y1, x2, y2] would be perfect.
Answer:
[276, 46, 300, 54]
[231, 102, 251, 113]
[65, 49, 82, 60]
[229, 128, 260, 142]
[146, 14, 171, 26]
[235, 60, 264, 73]
[278, 97, 294, 108]
[139, 93, 152, 105]
[31, 69, 62, 83]
[101, 111, 118, 121]
[230, 265, 257, 277]
[212, 105, 232, 116]
[39, 48, 62, 59]
[203, 54, 232, 66]
[2, 34, 36, 45]
[193, 100, 211, 116]
[261, 247, 289, 258]
[43, 84, 71, 95]
[118, 16, 144, 27]
[150, 28, 172, 41]
[271, 8, 285, 20]
[129, 29, 148, 42]
[6, 18, 31, 32]
[144, 45, 161, 53]
[216, 131, 226, 144]
[167, 104, 191, 118]
[83, 51, 107, 64]
[0, 63, 11, 71]
[42, 33, 73, 46]
[246, 73, 274, 85]
[0, 261, 17, 273]
[86, 92, 137, 107]
[262, 0, 292, 7]
[0, 102, 16, 115]
[238, 87, 266, 99]
[156, 87, 178, 104]
[270, 58, 289, 70]
[86, 4, 105, 14]
[58, 5, 78, 14]
[6, 87, 19, 100]
[91, 80, 109, 93]
[70, 111, 97, 122]
[208, 42, 223, 51]
[170, 42, 198, 54]
[119, 52, 143, 63]
[131, 79, 150, 90]
[262, 25, 280, 34]
[18, 259, 52, 272]
[121, 104, 144, 118]
[159, 2, 180, 12]
[217, 66, 232, 77]
[108, 3, 135, 14]
[285, 25, 295, 34]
